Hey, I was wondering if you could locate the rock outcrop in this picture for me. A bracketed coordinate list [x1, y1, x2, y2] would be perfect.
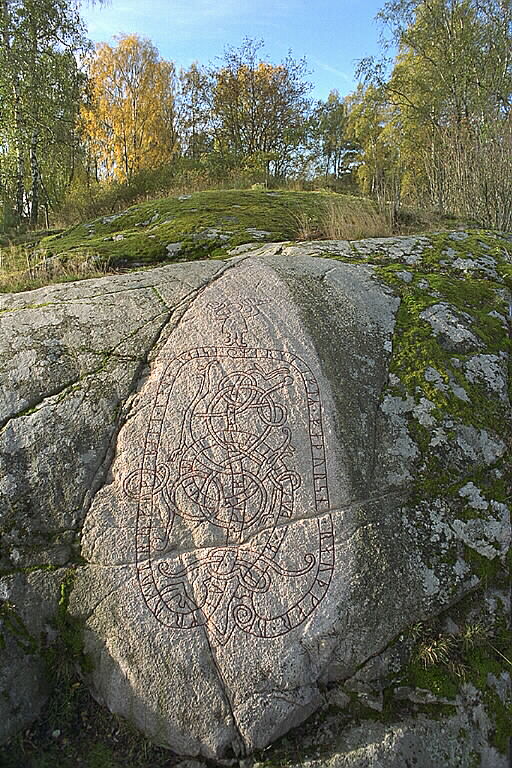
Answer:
[1, 231, 510, 766]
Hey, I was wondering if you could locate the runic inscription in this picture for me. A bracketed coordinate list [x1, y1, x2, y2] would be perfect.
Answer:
[124, 307, 334, 645]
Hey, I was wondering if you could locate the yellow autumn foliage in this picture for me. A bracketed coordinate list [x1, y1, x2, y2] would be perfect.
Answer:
[82, 34, 179, 182]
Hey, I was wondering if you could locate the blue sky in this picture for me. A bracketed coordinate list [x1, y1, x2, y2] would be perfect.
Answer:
[81, 0, 389, 101]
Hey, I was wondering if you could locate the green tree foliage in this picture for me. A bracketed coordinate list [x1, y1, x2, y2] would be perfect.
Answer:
[3, 1, 509, 232]
[178, 63, 212, 161]
[311, 90, 352, 181]
[344, 84, 402, 207]
[355, 0, 512, 228]
[207, 39, 312, 182]
[0, 0, 91, 229]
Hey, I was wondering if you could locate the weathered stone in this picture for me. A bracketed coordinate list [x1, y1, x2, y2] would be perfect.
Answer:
[0, 259, 229, 742]
[451, 255, 499, 280]
[419, 303, 482, 351]
[350, 235, 430, 263]
[102, 212, 125, 225]
[166, 242, 183, 256]
[395, 270, 413, 283]
[0, 233, 510, 762]
[193, 228, 231, 242]
[0, 568, 66, 742]
[327, 689, 350, 709]
[244, 228, 272, 239]
[464, 354, 509, 401]
[303, 710, 507, 768]
[69, 254, 404, 758]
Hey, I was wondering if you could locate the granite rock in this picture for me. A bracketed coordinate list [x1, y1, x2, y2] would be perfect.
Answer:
[0, 234, 510, 761]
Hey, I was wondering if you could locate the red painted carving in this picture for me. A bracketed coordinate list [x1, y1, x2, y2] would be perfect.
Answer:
[124, 304, 334, 644]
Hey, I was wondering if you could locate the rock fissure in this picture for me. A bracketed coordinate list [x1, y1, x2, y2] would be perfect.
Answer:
[74, 314, 177, 548]
[138, 256, 250, 365]
[1, 231, 510, 763]
[150, 285, 170, 310]
[201, 626, 248, 757]
[80, 577, 129, 622]
[82, 491, 405, 569]
[0, 375, 82, 433]
[0, 309, 169, 436]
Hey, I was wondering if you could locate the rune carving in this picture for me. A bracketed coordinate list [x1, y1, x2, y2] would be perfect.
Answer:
[124, 301, 334, 644]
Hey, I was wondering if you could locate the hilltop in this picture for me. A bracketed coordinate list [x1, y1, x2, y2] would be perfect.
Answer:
[0, 189, 466, 294]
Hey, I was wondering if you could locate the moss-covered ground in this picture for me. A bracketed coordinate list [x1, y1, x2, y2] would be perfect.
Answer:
[317, 229, 512, 524]
[0, 188, 464, 293]
[311, 228, 512, 756]
[40, 189, 313, 262]
[0, 189, 350, 292]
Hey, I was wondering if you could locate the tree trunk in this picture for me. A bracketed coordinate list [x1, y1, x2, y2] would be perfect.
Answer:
[12, 78, 26, 221]
[29, 128, 40, 228]
[1, 0, 25, 222]
[14, 92, 25, 221]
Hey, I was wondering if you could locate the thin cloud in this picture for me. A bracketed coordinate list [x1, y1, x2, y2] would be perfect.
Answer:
[310, 57, 352, 83]
[84, 0, 302, 38]
[83, 0, 259, 47]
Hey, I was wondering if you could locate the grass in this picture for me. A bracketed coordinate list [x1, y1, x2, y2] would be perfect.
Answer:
[404, 609, 512, 752]
[0, 244, 110, 293]
[0, 188, 466, 294]
[293, 197, 392, 240]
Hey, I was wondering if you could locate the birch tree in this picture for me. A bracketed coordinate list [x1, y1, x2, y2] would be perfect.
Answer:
[82, 35, 179, 183]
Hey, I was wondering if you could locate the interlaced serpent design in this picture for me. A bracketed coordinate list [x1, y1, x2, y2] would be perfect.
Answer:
[124, 305, 334, 644]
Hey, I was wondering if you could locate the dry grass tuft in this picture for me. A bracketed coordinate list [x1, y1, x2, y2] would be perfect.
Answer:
[291, 211, 323, 241]
[415, 634, 456, 669]
[323, 198, 393, 239]
[0, 245, 109, 293]
[292, 197, 392, 242]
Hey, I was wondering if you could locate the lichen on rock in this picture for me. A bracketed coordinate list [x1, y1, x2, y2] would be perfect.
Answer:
[0, 229, 510, 765]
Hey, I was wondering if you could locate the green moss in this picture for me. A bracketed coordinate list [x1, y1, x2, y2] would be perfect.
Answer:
[87, 742, 120, 768]
[344, 687, 409, 724]
[1, 189, 391, 293]
[463, 547, 509, 588]
[372, 233, 511, 515]
[38, 189, 344, 268]
[401, 597, 512, 754]
[405, 660, 460, 698]
[57, 572, 84, 657]
[43, 569, 92, 677]
[465, 637, 512, 754]
[149, 285, 169, 309]
[0, 564, 58, 578]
